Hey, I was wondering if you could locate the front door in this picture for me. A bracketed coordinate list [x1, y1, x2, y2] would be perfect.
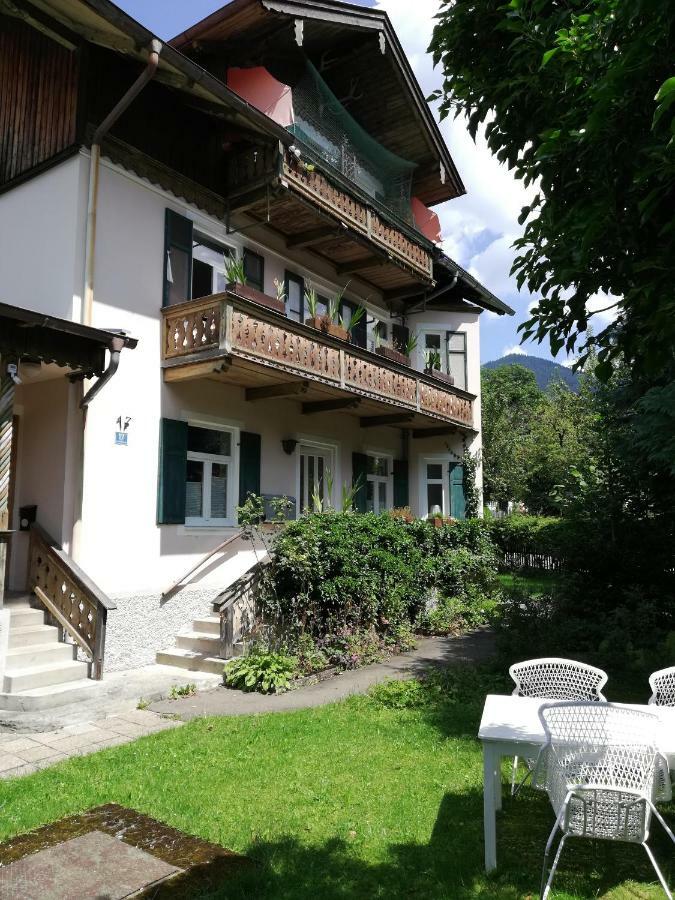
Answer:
[298, 447, 331, 514]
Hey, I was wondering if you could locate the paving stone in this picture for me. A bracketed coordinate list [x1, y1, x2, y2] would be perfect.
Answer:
[45, 733, 107, 754]
[28, 731, 70, 747]
[33, 753, 68, 770]
[0, 737, 42, 753]
[0, 753, 27, 773]
[2, 763, 38, 779]
[111, 709, 164, 726]
[16, 744, 61, 763]
[103, 720, 151, 738]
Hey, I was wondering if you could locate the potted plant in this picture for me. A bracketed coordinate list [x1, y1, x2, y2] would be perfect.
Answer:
[376, 332, 417, 367]
[424, 349, 455, 385]
[224, 256, 285, 314]
[305, 283, 349, 340]
[340, 304, 366, 344]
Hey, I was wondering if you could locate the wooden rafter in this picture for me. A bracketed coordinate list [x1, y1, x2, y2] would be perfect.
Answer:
[360, 413, 414, 428]
[412, 426, 458, 439]
[302, 398, 361, 415]
[245, 381, 309, 401]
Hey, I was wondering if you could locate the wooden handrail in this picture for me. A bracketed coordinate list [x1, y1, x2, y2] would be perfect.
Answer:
[28, 524, 114, 679]
[161, 529, 244, 598]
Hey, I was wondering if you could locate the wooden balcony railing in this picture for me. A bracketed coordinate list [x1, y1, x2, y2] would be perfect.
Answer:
[162, 293, 474, 428]
[282, 151, 434, 281]
[28, 524, 116, 679]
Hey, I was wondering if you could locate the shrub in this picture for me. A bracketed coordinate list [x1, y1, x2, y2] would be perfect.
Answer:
[263, 512, 499, 639]
[223, 648, 298, 694]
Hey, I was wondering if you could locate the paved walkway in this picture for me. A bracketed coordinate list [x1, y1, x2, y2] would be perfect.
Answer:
[150, 630, 495, 720]
[0, 629, 494, 780]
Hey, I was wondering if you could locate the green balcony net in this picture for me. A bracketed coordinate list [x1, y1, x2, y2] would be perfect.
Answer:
[287, 61, 416, 224]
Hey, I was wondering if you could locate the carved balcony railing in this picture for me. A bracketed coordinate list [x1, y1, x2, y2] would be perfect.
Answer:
[281, 151, 434, 281]
[162, 293, 475, 429]
[28, 524, 116, 679]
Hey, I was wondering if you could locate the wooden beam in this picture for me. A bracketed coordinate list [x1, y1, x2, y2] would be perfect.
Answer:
[412, 426, 458, 439]
[286, 226, 341, 249]
[302, 398, 361, 415]
[336, 256, 384, 275]
[246, 381, 309, 401]
[163, 360, 230, 383]
[360, 413, 415, 428]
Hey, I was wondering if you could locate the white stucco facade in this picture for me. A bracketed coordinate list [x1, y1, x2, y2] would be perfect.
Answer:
[1, 152, 484, 669]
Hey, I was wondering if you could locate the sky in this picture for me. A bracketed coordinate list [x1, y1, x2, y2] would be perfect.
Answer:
[113, 0, 610, 364]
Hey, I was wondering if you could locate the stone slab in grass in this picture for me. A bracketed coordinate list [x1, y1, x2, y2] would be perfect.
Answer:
[0, 804, 250, 899]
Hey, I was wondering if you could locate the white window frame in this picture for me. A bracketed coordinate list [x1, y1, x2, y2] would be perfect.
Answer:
[447, 330, 468, 392]
[365, 451, 393, 513]
[417, 329, 448, 374]
[419, 455, 452, 519]
[192, 234, 236, 298]
[185, 420, 239, 527]
[296, 439, 339, 516]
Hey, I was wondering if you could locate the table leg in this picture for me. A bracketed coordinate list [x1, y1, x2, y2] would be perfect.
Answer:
[494, 758, 502, 811]
[483, 742, 499, 872]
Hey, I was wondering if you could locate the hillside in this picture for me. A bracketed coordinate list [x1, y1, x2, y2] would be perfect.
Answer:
[482, 353, 580, 392]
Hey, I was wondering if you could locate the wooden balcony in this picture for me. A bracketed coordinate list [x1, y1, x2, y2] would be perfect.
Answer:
[161, 291, 475, 433]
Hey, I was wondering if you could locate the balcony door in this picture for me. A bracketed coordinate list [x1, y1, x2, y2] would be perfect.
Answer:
[298, 444, 332, 514]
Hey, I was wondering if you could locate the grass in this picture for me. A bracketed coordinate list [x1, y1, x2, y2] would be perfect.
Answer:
[497, 571, 562, 595]
[0, 665, 672, 899]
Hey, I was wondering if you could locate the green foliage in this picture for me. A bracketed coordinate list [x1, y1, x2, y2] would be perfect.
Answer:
[422, 585, 500, 635]
[487, 514, 574, 560]
[224, 255, 246, 285]
[224, 648, 298, 694]
[369, 665, 511, 711]
[262, 512, 499, 639]
[430, 0, 675, 378]
[168, 683, 196, 700]
[461, 450, 480, 518]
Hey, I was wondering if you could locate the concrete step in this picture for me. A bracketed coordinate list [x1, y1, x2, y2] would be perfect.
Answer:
[6, 642, 75, 667]
[3, 659, 89, 693]
[8, 624, 59, 648]
[156, 648, 227, 676]
[175, 631, 221, 654]
[8, 607, 45, 628]
[192, 616, 220, 636]
[0, 679, 99, 711]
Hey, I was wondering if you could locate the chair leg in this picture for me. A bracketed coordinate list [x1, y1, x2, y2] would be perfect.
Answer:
[540, 811, 565, 900]
[541, 833, 567, 899]
[511, 756, 519, 796]
[643, 843, 673, 900]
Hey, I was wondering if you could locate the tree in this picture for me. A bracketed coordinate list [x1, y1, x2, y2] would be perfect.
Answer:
[480, 364, 542, 506]
[429, 0, 675, 378]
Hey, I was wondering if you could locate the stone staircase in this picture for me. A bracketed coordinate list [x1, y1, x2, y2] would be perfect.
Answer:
[1, 595, 97, 710]
[156, 613, 243, 675]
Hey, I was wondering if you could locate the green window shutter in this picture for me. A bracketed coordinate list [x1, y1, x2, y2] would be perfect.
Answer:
[239, 431, 261, 509]
[243, 248, 265, 291]
[157, 418, 188, 524]
[163, 209, 193, 307]
[393, 459, 409, 509]
[449, 462, 466, 520]
[352, 452, 368, 513]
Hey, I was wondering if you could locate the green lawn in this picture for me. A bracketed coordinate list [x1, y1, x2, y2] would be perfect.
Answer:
[0, 668, 672, 899]
[497, 571, 562, 595]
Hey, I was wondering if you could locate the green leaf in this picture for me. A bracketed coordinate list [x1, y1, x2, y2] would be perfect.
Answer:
[655, 77, 675, 102]
[541, 48, 560, 68]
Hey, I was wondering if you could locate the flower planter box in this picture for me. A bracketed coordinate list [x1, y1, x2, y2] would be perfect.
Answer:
[425, 367, 455, 386]
[305, 316, 349, 341]
[226, 282, 285, 315]
[430, 516, 454, 528]
[376, 345, 410, 367]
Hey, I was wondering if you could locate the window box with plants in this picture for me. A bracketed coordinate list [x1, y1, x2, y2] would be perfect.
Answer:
[225, 257, 285, 314]
[375, 333, 417, 367]
[424, 349, 455, 385]
[304, 284, 366, 343]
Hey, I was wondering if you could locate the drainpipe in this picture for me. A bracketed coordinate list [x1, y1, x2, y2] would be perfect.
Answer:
[82, 39, 162, 326]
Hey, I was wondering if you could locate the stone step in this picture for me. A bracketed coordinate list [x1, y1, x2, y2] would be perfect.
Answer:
[6, 641, 75, 667]
[0, 679, 99, 711]
[192, 616, 220, 636]
[156, 648, 227, 676]
[8, 624, 59, 648]
[8, 607, 45, 628]
[3, 659, 89, 693]
[175, 631, 221, 654]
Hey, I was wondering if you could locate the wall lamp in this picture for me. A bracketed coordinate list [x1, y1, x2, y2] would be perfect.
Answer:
[281, 438, 298, 455]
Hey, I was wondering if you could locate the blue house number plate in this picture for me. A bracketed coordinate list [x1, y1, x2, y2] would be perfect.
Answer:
[114, 431, 128, 446]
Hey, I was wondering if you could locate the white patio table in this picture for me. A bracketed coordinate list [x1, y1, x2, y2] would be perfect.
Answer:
[478, 693, 675, 872]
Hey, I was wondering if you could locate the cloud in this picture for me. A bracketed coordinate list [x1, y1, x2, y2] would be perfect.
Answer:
[502, 344, 526, 356]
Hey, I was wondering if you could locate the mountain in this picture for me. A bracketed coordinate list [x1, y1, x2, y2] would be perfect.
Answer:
[482, 353, 580, 392]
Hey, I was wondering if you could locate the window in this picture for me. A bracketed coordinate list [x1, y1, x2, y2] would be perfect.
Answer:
[423, 332, 444, 371]
[164, 210, 193, 307]
[185, 424, 237, 525]
[192, 237, 233, 299]
[366, 454, 392, 513]
[341, 299, 367, 347]
[367, 317, 388, 352]
[448, 331, 467, 391]
[425, 462, 446, 517]
[285, 272, 304, 322]
[243, 249, 264, 291]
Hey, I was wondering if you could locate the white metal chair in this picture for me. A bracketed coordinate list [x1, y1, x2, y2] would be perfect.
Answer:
[537, 701, 674, 899]
[508, 658, 608, 794]
[649, 666, 675, 706]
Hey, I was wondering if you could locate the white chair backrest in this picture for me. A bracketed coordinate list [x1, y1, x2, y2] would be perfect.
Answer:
[649, 666, 675, 706]
[509, 657, 608, 701]
[539, 701, 660, 795]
